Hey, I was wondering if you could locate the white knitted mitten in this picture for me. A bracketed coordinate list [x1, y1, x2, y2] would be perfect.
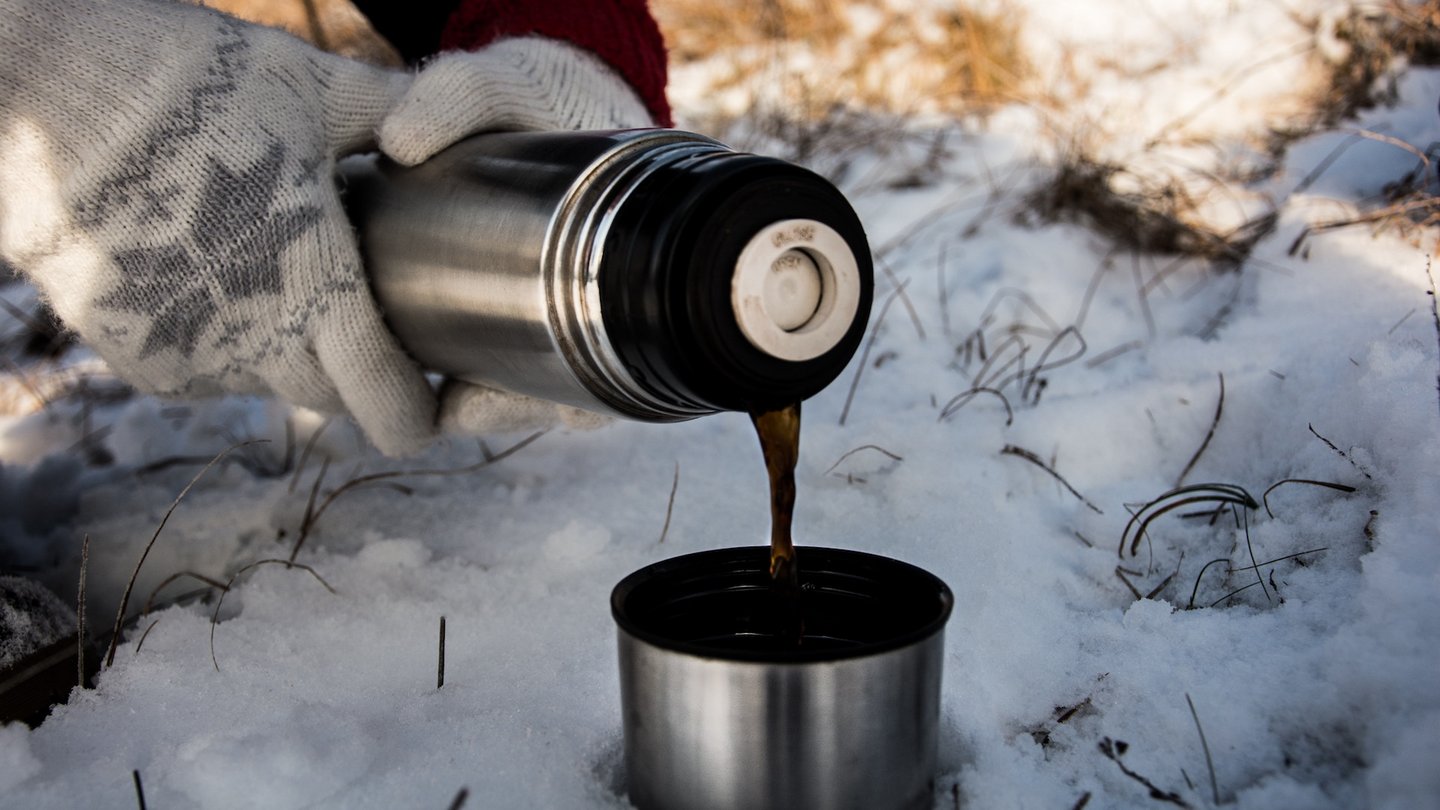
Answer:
[381, 37, 655, 166]
[380, 37, 655, 435]
[0, 0, 433, 454]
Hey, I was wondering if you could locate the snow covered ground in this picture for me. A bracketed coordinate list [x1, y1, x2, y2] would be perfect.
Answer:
[3, 1, 1439, 807]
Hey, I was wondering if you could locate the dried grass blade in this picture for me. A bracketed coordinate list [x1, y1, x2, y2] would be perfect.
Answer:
[105, 440, 263, 667]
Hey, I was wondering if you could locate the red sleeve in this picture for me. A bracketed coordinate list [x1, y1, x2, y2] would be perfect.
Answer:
[439, 0, 673, 127]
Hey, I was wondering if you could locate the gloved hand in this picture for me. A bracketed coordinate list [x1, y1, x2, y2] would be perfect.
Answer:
[0, 0, 651, 454]
[0, 0, 430, 454]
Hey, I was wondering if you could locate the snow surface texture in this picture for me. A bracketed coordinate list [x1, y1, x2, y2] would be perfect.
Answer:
[3, 1, 1440, 807]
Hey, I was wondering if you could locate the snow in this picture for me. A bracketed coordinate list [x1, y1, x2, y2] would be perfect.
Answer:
[3, 1, 1440, 807]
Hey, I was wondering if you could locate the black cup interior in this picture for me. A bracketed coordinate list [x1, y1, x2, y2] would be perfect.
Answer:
[611, 547, 954, 663]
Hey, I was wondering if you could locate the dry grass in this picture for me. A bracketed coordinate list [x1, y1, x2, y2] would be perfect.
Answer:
[652, 0, 1028, 158]
[1022, 139, 1281, 271]
[1313, 0, 1440, 127]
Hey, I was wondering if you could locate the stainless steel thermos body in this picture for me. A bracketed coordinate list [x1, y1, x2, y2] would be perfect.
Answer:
[344, 129, 874, 420]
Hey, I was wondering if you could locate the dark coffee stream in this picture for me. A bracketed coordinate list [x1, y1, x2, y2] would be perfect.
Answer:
[749, 402, 804, 642]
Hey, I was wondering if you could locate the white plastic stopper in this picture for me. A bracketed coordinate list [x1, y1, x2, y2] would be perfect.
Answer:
[731, 219, 861, 362]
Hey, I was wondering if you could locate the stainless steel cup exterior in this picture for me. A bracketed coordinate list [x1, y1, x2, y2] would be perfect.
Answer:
[612, 548, 952, 810]
[616, 627, 945, 810]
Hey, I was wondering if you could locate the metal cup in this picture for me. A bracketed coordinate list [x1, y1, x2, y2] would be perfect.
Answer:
[611, 547, 953, 810]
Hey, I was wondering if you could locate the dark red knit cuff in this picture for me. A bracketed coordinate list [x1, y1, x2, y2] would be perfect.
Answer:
[439, 0, 673, 127]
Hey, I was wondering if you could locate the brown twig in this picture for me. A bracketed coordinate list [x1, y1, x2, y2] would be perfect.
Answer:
[1120, 484, 1257, 559]
[437, 616, 447, 690]
[1261, 479, 1357, 518]
[878, 260, 926, 340]
[1175, 373, 1224, 488]
[289, 416, 332, 494]
[1186, 694, 1220, 805]
[1306, 423, 1372, 479]
[839, 279, 909, 426]
[133, 619, 161, 654]
[938, 387, 1014, 425]
[142, 571, 231, 616]
[106, 441, 262, 668]
[133, 769, 147, 810]
[1188, 558, 1229, 610]
[210, 559, 336, 672]
[1001, 444, 1103, 514]
[1115, 567, 1144, 599]
[1236, 506, 1270, 603]
[1427, 253, 1440, 420]
[1098, 738, 1191, 808]
[1085, 341, 1143, 369]
[658, 462, 680, 544]
[289, 432, 545, 562]
[77, 534, 89, 689]
[822, 444, 904, 476]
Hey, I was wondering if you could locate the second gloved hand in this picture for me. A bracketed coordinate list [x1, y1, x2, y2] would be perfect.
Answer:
[376, 36, 657, 436]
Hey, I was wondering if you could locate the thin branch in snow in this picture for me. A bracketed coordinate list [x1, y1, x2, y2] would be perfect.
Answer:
[289, 416, 332, 494]
[1020, 325, 1088, 403]
[1097, 737, 1192, 808]
[1261, 479, 1357, 518]
[1120, 484, 1257, 559]
[210, 560, 336, 672]
[1115, 567, 1143, 599]
[658, 462, 680, 544]
[1188, 558, 1230, 610]
[133, 620, 160, 654]
[1238, 506, 1271, 603]
[76, 533, 89, 689]
[132, 770, 147, 810]
[1186, 693, 1221, 806]
[1132, 252, 1156, 339]
[839, 279, 910, 426]
[878, 260, 925, 340]
[977, 287, 1061, 337]
[438, 616, 447, 690]
[1001, 444, 1103, 514]
[1144, 571, 1177, 601]
[1306, 424, 1372, 480]
[143, 571, 230, 616]
[1086, 340, 1143, 369]
[448, 787, 470, 810]
[1427, 253, 1440, 420]
[1075, 249, 1118, 332]
[106, 440, 263, 668]
[1175, 373, 1225, 488]
[823, 444, 904, 477]
[938, 243, 952, 337]
[1229, 547, 1330, 574]
[289, 432, 546, 562]
[293, 457, 332, 559]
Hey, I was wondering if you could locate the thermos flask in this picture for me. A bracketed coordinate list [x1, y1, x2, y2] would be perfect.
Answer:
[344, 129, 873, 420]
